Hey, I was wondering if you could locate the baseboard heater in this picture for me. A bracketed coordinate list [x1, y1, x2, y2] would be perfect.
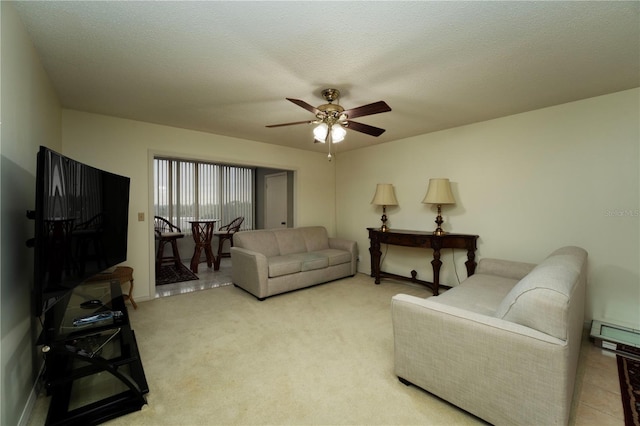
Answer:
[590, 320, 640, 360]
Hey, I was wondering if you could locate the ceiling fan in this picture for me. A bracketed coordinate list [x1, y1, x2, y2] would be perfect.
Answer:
[266, 88, 391, 160]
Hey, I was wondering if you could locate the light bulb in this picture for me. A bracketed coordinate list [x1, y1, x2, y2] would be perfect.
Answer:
[331, 124, 346, 143]
[313, 123, 328, 143]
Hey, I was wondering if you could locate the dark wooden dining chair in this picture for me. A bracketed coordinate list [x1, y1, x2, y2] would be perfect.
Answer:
[213, 216, 244, 270]
[154, 216, 185, 272]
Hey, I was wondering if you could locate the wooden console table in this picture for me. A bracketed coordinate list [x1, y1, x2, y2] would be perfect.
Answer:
[367, 228, 479, 295]
[189, 219, 219, 273]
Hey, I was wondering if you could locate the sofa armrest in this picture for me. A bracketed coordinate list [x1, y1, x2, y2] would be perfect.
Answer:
[230, 247, 269, 298]
[391, 293, 573, 425]
[329, 237, 358, 274]
[328, 237, 357, 253]
[476, 258, 536, 281]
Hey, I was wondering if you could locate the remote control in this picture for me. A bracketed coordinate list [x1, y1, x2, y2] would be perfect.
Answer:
[72, 310, 123, 327]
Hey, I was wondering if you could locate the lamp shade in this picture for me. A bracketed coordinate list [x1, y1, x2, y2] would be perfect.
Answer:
[371, 183, 399, 206]
[422, 178, 455, 205]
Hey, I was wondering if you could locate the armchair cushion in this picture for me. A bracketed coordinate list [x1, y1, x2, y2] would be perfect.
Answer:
[494, 246, 587, 340]
[476, 257, 536, 280]
[434, 273, 519, 316]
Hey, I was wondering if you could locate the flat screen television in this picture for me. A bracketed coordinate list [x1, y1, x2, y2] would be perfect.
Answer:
[31, 146, 131, 317]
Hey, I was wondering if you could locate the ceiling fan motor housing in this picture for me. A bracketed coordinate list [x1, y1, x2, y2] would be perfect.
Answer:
[317, 103, 347, 124]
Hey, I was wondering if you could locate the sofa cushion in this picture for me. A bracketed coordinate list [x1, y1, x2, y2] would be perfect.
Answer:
[268, 255, 302, 277]
[234, 230, 280, 257]
[493, 246, 587, 340]
[293, 252, 330, 271]
[300, 226, 330, 252]
[314, 249, 352, 266]
[273, 229, 308, 255]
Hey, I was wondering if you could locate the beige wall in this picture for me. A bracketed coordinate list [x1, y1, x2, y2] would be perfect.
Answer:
[1, 3, 62, 425]
[61, 110, 337, 303]
[336, 88, 640, 328]
[3, 2, 639, 421]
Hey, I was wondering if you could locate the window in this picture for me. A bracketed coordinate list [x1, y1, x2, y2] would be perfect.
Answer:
[154, 158, 254, 233]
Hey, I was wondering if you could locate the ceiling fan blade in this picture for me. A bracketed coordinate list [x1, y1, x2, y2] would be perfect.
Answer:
[266, 120, 315, 128]
[286, 98, 321, 115]
[343, 101, 391, 119]
[346, 120, 386, 137]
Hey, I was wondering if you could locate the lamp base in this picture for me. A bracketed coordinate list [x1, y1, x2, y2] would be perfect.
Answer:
[433, 228, 446, 236]
[433, 205, 447, 236]
[380, 207, 389, 232]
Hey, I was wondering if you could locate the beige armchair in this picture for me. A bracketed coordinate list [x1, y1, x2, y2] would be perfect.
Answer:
[392, 246, 588, 425]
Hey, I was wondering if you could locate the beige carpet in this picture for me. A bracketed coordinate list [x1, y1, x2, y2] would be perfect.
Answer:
[28, 274, 485, 425]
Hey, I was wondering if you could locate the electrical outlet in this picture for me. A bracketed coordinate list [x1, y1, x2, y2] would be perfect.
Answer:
[138, 212, 145, 222]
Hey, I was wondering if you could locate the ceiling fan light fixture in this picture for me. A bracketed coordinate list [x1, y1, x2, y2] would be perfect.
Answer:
[313, 122, 346, 143]
[267, 88, 392, 151]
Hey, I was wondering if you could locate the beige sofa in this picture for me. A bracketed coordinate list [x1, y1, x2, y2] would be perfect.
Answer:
[231, 226, 357, 300]
[392, 246, 588, 425]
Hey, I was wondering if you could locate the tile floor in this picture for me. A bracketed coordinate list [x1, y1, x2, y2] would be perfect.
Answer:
[154, 257, 233, 298]
[155, 260, 626, 425]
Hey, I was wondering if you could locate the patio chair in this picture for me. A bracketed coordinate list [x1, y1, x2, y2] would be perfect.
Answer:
[154, 216, 185, 272]
[213, 216, 244, 270]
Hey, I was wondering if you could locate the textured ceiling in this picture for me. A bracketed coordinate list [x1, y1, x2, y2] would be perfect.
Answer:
[13, 1, 640, 154]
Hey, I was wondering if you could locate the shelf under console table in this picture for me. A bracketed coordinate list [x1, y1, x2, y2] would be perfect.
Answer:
[367, 228, 479, 295]
[40, 280, 149, 425]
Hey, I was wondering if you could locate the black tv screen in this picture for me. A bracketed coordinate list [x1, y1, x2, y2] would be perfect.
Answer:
[32, 146, 130, 316]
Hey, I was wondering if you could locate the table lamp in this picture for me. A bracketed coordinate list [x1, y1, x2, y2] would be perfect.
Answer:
[371, 183, 398, 232]
[422, 178, 455, 236]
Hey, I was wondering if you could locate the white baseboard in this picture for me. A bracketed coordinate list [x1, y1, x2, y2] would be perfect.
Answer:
[18, 363, 45, 426]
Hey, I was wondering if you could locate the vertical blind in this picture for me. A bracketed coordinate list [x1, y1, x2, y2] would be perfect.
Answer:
[154, 158, 254, 233]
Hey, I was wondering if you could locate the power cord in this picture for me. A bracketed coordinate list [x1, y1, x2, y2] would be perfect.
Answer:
[452, 248, 461, 285]
[380, 243, 389, 265]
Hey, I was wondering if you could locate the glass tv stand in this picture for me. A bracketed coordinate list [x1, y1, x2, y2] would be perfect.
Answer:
[40, 280, 149, 425]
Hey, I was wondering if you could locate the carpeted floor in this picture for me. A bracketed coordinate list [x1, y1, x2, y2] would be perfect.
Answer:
[156, 263, 199, 286]
[27, 274, 488, 425]
[617, 345, 640, 426]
